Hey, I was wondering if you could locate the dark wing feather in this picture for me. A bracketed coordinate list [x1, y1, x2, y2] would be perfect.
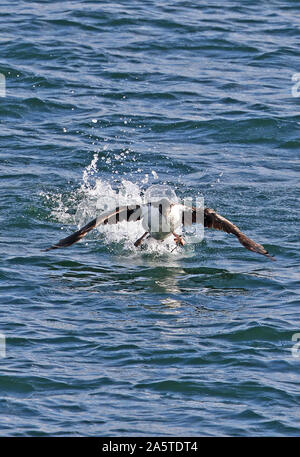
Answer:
[44, 205, 141, 251]
[184, 206, 274, 260]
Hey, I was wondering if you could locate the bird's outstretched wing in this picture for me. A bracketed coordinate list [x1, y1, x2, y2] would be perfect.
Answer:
[44, 205, 141, 251]
[182, 206, 274, 260]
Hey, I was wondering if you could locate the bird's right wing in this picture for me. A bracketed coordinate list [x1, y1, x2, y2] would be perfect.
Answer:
[44, 204, 141, 251]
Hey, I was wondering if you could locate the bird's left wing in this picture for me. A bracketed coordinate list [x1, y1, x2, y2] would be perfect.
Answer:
[44, 204, 141, 251]
[182, 206, 274, 260]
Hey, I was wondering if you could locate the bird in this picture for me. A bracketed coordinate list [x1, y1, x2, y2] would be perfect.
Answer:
[44, 197, 274, 260]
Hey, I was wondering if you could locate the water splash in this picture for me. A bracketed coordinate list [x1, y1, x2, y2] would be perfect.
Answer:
[42, 154, 186, 254]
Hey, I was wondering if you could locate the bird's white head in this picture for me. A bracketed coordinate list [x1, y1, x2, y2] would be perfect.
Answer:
[144, 184, 178, 204]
